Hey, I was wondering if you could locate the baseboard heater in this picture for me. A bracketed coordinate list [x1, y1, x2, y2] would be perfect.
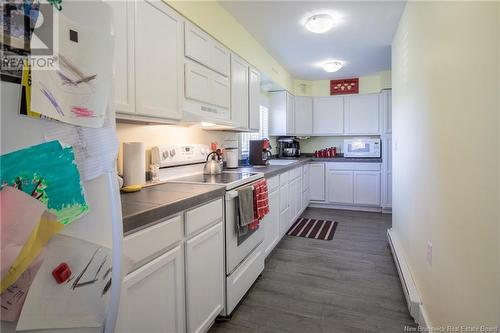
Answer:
[387, 228, 426, 326]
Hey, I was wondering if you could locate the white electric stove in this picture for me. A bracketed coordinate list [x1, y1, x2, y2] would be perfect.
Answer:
[151, 144, 265, 317]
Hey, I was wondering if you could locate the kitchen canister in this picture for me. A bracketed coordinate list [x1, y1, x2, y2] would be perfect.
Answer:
[123, 142, 146, 186]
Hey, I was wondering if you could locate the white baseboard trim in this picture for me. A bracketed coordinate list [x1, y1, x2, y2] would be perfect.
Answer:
[308, 202, 382, 212]
[387, 228, 429, 328]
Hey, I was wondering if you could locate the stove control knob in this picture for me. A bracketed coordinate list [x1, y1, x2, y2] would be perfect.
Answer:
[170, 149, 176, 157]
[162, 151, 169, 159]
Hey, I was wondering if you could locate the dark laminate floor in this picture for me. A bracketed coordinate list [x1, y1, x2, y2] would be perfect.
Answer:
[210, 208, 417, 333]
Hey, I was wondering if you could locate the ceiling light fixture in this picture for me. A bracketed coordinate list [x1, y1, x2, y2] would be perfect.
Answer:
[305, 14, 334, 34]
[322, 61, 343, 73]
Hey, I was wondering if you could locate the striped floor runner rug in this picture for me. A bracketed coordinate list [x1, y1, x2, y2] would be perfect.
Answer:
[287, 218, 338, 241]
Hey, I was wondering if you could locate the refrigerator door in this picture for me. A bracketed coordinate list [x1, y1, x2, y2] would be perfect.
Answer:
[0, 1, 122, 332]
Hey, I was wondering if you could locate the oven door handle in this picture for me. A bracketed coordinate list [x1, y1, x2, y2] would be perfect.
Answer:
[225, 190, 238, 201]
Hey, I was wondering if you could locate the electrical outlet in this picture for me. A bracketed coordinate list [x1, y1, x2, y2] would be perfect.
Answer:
[426, 241, 433, 266]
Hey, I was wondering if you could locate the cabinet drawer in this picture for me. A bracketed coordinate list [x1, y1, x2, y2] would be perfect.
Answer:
[267, 175, 279, 192]
[279, 172, 289, 186]
[185, 198, 223, 236]
[327, 162, 381, 172]
[123, 214, 183, 268]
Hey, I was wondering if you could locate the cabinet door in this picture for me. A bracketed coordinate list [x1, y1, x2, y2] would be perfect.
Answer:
[327, 170, 354, 204]
[135, 0, 182, 120]
[248, 67, 261, 131]
[116, 244, 185, 333]
[185, 61, 211, 104]
[230, 54, 249, 129]
[279, 207, 290, 238]
[186, 222, 224, 333]
[211, 41, 230, 76]
[354, 171, 381, 206]
[381, 90, 392, 134]
[286, 92, 295, 135]
[269, 91, 287, 136]
[263, 189, 279, 257]
[110, 0, 135, 114]
[344, 93, 380, 134]
[313, 96, 344, 135]
[279, 183, 289, 213]
[302, 164, 310, 191]
[309, 163, 325, 201]
[303, 187, 310, 210]
[294, 97, 313, 135]
[289, 179, 298, 223]
[185, 21, 211, 67]
[381, 135, 392, 209]
[211, 71, 230, 108]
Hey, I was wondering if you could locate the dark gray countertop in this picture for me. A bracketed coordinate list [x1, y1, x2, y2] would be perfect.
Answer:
[236, 156, 382, 178]
[121, 182, 226, 235]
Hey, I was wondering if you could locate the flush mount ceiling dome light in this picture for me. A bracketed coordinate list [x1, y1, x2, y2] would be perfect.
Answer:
[305, 14, 334, 33]
[322, 61, 343, 73]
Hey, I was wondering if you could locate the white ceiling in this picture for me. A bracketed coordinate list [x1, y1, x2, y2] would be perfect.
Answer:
[220, 1, 406, 80]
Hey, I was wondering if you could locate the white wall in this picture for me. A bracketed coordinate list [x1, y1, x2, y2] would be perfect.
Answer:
[392, 1, 499, 327]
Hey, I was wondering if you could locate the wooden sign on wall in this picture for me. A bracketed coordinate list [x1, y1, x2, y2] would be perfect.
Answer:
[330, 78, 359, 95]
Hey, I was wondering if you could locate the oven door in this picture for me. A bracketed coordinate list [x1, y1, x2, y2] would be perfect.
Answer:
[225, 188, 264, 275]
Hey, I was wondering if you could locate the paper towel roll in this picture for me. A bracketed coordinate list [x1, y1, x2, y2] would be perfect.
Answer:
[123, 142, 145, 186]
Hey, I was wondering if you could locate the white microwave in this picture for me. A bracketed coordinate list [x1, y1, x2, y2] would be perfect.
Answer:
[343, 138, 381, 158]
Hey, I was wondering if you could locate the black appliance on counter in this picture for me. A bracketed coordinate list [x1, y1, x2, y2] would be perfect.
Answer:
[249, 139, 272, 165]
[277, 137, 301, 158]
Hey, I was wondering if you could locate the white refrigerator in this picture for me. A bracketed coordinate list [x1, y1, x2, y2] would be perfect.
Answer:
[0, 1, 123, 332]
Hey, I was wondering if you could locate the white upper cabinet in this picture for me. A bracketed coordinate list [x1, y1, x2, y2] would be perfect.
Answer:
[113, 0, 183, 122]
[344, 93, 380, 134]
[313, 96, 344, 135]
[135, 0, 183, 120]
[270, 91, 295, 136]
[185, 61, 211, 104]
[185, 22, 230, 76]
[230, 54, 249, 129]
[381, 89, 392, 134]
[294, 96, 313, 135]
[110, 0, 135, 115]
[184, 22, 211, 68]
[211, 41, 231, 77]
[248, 67, 261, 131]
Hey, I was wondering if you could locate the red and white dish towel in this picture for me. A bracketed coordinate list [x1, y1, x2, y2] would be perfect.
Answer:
[249, 179, 269, 230]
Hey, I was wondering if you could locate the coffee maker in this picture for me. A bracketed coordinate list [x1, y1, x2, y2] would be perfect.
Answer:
[249, 139, 272, 165]
[277, 137, 301, 158]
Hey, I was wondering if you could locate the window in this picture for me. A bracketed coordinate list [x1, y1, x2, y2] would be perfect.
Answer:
[239, 105, 269, 159]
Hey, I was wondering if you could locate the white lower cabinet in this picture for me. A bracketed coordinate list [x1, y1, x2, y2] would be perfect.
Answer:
[354, 171, 381, 206]
[279, 207, 290, 238]
[185, 222, 224, 333]
[116, 244, 185, 333]
[263, 188, 280, 257]
[327, 170, 354, 204]
[325, 163, 381, 207]
[309, 163, 326, 201]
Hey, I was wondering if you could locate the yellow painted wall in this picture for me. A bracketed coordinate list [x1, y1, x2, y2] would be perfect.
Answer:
[293, 70, 392, 97]
[392, 1, 499, 327]
[166, 0, 294, 92]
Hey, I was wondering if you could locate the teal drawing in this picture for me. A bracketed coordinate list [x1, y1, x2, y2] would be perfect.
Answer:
[0, 141, 88, 225]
